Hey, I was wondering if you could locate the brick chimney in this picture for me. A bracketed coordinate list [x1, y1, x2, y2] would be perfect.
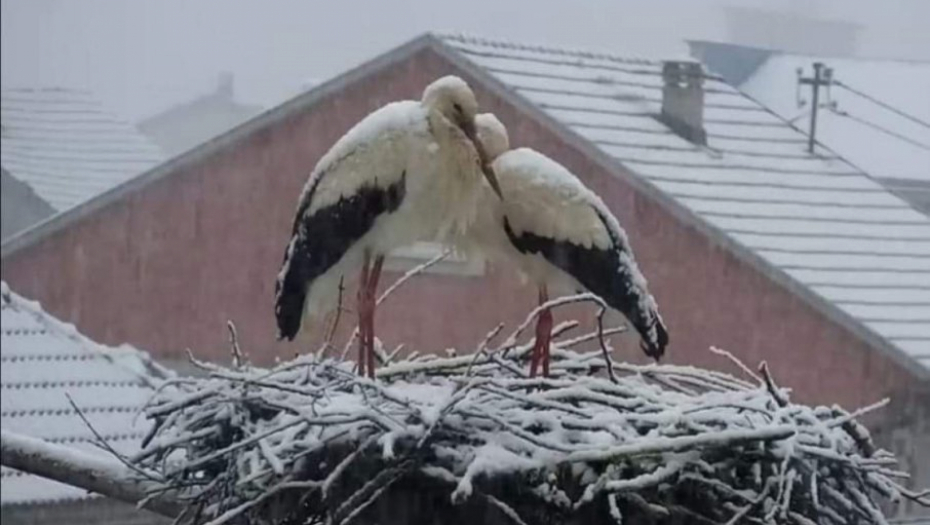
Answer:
[659, 61, 707, 146]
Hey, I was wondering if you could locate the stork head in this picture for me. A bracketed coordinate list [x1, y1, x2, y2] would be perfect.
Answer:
[422, 75, 479, 129]
[422, 76, 503, 198]
[475, 113, 510, 161]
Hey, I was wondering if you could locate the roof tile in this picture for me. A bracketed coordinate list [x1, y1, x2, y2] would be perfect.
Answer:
[0, 282, 167, 506]
[1, 87, 164, 212]
[438, 34, 930, 374]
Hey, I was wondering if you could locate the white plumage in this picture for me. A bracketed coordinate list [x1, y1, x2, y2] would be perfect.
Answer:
[275, 76, 500, 376]
[464, 114, 668, 375]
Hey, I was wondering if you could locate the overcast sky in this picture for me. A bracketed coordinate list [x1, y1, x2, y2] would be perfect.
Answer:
[3, 0, 929, 121]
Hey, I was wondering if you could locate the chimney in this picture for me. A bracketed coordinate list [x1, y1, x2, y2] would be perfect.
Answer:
[659, 61, 707, 146]
[216, 71, 234, 99]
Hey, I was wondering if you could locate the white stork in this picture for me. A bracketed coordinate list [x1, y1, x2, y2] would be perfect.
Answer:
[275, 76, 501, 377]
[467, 114, 668, 376]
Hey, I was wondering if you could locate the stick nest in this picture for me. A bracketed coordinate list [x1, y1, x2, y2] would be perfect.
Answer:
[129, 299, 928, 525]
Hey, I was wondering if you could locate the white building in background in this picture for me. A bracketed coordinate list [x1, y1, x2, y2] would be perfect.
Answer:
[722, 6, 861, 58]
[0, 87, 164, 241]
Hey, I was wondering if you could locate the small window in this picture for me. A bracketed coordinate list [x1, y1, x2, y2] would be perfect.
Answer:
[385, 241, 485, 276]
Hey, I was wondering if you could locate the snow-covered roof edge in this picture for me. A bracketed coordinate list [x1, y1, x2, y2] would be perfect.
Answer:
[0, 281, 173, 386]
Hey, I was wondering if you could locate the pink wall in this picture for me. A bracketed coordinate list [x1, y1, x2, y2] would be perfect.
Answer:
[1, 47, 918, 414]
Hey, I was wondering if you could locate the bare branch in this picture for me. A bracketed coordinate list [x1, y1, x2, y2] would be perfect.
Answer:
[0, 430, 183, 518]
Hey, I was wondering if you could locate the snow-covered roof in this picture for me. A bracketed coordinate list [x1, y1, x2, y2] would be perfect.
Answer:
[688, 42, 930, 214]
[740, 55, 930, 185]
[0, 282, 165, 506]
[0, 87, 164, 212]
[436, 34, 930, 375]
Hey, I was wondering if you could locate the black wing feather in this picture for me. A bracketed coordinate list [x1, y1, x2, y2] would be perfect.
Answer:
[275, 173, 406, 340]
[502, 210, 668, 360]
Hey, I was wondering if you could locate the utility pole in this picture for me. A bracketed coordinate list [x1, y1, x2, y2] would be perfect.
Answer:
[798, 62, 833, 153]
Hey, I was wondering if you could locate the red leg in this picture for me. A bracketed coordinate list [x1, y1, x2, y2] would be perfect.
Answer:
[529, 286, 552, 378]
[529, 337, 541, 378]
[538, 302, 553, 377]
[365, 255, 385, 379]
[357, 253, 371, 377]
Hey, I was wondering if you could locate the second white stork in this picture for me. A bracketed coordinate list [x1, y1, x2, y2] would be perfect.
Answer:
[275, 76, 501, 378]
[467, 114, 668, 376]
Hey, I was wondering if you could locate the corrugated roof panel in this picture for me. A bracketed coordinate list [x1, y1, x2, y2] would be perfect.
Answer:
[439, 34, 930, 374]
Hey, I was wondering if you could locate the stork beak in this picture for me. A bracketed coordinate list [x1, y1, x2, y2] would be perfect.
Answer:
[460, 119, 504, 200]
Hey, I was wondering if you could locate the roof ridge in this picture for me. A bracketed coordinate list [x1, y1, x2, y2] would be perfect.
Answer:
[433, 32, 664, 67]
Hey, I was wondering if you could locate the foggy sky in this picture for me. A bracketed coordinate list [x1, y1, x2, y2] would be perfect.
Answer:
[3, 0, 929, 121]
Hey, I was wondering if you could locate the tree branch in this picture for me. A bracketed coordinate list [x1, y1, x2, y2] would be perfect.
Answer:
[0, 430, 182, 519]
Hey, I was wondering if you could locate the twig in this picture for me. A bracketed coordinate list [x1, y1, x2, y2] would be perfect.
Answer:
[227, 321, 245, 369]
[111, 305, 922, 525]
[65, 393, 163, 482]
[466, 323, 505, 376]
[376, 250, 450, 306]
[710, 346, 760, 383]
[759, 361, 788, 408]
[324, 276, 347, 352]
[594, 306, 617, 383]
[331, 461, 413, 525]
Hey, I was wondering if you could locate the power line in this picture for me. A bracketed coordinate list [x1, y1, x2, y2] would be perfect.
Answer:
[834, 80, 930, 130]
[829, 107, 930, 152]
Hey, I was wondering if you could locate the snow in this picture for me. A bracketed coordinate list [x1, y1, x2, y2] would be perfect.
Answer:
[468, 124, 664, 348]
[732, 233, 930, 256]
[127, 328, 916, 523]
[707, 215, 930, 240]
[838, 304, 930, 322]
[759, 251, 930, 272]
[653, 180, 903, 208]
[299, 99, 426, 208]
[0, 282, 166, 506]
[741, 55, 930, 183]
[437, 33, 930, 373]
[0, 87, 164, 212]
[786, 268, 930, 288]
[682, 197, 925, 223]
[451, 443, 539, 502]
[814, 286, 930, 305]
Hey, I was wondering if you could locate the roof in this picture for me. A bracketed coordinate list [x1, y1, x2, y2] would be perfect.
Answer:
[689, 42, 930, 213]
[0, 87, 164, 212]
[138, 76, 263, 158]
[431, 34, 930, 375]
[1, 33, 927, 378]
[0, 282, 167, 506]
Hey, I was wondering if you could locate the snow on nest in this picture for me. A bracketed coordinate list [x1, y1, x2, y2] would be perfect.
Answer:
[129, 308, 923, 524]
[0, 282, 169, 506]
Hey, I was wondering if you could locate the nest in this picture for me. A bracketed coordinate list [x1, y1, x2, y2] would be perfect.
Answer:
[122, 293, 928, 525]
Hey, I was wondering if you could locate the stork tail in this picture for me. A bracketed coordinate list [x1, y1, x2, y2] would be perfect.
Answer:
[275, 239, 309, 341]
